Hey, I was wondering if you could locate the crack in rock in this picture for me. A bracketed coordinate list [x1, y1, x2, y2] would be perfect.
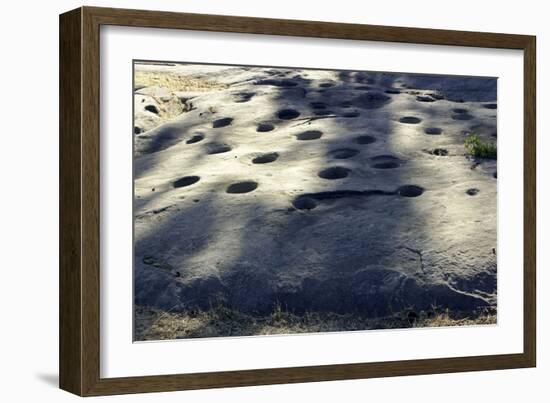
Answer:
[292, 186, 424, 210]
[404, 246, 425, 274]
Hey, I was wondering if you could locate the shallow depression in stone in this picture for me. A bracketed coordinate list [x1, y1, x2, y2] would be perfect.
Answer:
[226, 181, 258, 194]
[318, 166, 350, 180]
[397, 185, 424, 197]
[328, 148, 360, 159]
[399, 116, 422, 124]
[296, 130, 323, 140]
[425, 127, 442, 135]
[257, 123, 275, 132]
[292, 196, 317, 210]
[173, 176, 200, 188]
[355, 135, 376, 144]
[212, 117, 233, 128]
[277, 109, 301, 120]
[206, 143, 232, 155]
[186, 134, 204, 144]
[252, 152, 279, 164]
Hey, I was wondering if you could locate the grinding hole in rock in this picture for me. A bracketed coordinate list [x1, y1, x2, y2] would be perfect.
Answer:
[226, 181, 259, 194]
[483, 103, 497, 109]
[277, 109, 300, 120]
[318, 166, 350, 180]
[296, 130, 323, 141]
[397, 185, 424, 197]
[186, 134, 204, 144]
[425, 127, 442, 135]
[212, 117, 233, 128]
[206, 143, 232, 155]
[252, 152, 279, 164]
[257, 123, 275, 132]
[328, 148, 360, 159]
[292, 196, 317, 210]
[399, 116, 422, 124]
[144, 105, 159, 114]
[466, 188, 480, 196]
[355, 135, 376, 145]
[173, 176, 200, 188]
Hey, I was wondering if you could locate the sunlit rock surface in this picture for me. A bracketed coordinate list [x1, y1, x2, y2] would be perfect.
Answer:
[133, 63, 497, 321]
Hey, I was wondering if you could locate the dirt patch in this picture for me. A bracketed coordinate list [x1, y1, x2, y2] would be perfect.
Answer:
[135, 70, 228, 92]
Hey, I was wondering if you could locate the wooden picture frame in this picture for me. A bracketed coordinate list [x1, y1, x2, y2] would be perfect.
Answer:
[59, 6, 536, 396]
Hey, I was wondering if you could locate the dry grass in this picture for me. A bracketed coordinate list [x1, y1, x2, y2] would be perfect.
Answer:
[416, 310, 496, 328]
[134, 304, 496, 341]
[134, 70, 228, 93]
[133, 69, 228, 129]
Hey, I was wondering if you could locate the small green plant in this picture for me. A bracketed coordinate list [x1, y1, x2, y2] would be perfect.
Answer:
[464, 134, 497, 159]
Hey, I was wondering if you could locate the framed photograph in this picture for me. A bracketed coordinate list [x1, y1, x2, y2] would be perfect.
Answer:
[59, 6, 536, 396]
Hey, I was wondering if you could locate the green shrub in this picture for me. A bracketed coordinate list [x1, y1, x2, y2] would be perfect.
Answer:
[464, 134, 497, 159]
